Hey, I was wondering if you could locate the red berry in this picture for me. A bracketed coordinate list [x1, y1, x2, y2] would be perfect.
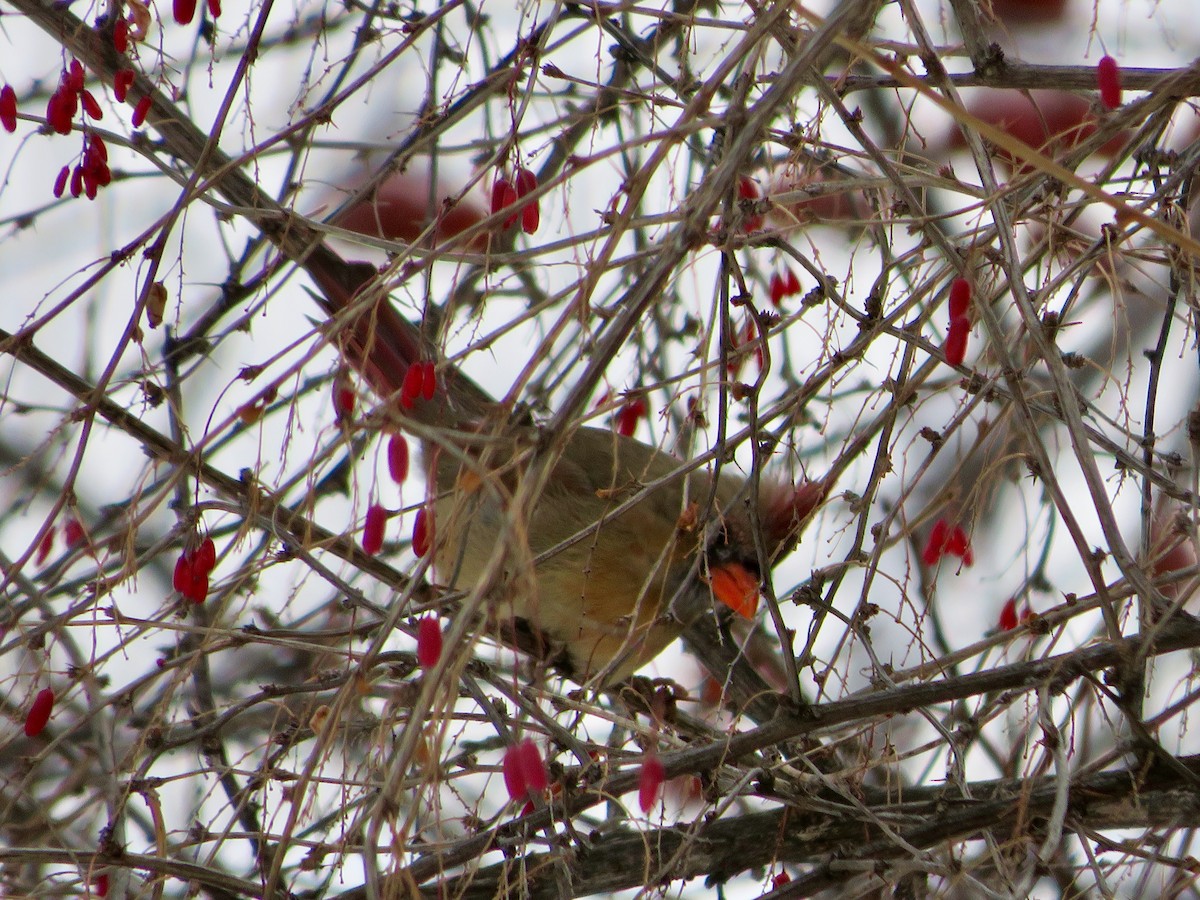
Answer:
[1097, 55, 1121, 111]
[638, 754, 665, 813]
[174, 0, 197, 25]
[491, 177, 519, 228]
[132, 95, 151, 127]
[182, 569, 209, 603]
[768, 273, 786, 307]
[615, 397, 647, 437]
[194, 537, 216, 575]
[772, 871, 791, 888]
[81, 90, 103, 120]
[173, 553, 193, 593]
[68, 60, 86, 94]
[944, 316, 970, 366]
[333, 379, 355, 421]
[416, 616, 442, 669]
[520, 201, 540, 234]
[47, 90, 73, 135]
[490, 177, 510, 212]
[24, 688, 55, 737]
[502, 743, 527, 801]
[69, 165, 85, 198]
[93, 872, 109, 897]
[114, 70, 134, 103]
[52, 165, 70, 198]
[517, 739, 548, 793]
[88, 134, 108, 162]
[362, 504, 386, 556]
[946, 524, 974, 566]
[0, 85, 16, 133]
[399, 363, 424, 410]
[387, 434, 409, 484]
[514, 167, 537, 197]
[514, 168, 540, 233]
[113, 18, 129, 53]
[998, 598, 1019, 632]
[35, 526, 55, 566]
[412, 507, 432, 557]
[948, 278, 971, 319]
[784, 267, 800, 295]
[420, 361, 437, 401]
[63, 517, 86, 547]
[207, 0, 221, 17]
[922, 518, 950, 566]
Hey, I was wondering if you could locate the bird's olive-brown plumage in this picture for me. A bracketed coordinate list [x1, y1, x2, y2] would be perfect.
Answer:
[432, 426, 795, 683]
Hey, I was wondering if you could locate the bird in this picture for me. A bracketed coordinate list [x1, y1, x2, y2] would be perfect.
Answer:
[306, 257, 824, 684]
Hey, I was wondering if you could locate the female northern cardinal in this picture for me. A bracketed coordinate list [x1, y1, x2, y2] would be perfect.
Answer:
[307, 258, 823, 683]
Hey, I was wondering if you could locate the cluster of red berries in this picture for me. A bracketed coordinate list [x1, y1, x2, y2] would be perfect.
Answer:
[45, 61, 101, 136]
[922, 517, 974, 567]
[399, 360, 437, 409]
[768, 267, 801, 306]
[52, 133, 111, 200]
[491, 167, 540, 234]
[173, 536, 217, 603]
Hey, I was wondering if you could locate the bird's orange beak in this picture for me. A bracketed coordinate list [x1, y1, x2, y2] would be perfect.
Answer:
[707, 562, 760, 619]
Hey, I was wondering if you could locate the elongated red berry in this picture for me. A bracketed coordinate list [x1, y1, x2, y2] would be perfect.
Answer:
[93, 872, 109, 898]
[52, 166, 70, 198]
[81, 90, 102, 120]
[132, 95, 151, 127]
[0, 85, 16, 133]
[769, 273, 786, 306]
[412, 507, 432, 557]
[174, 0, 197, 25]
[47, 90, 73, 134]
[1097, 55, 1121, 111]
[173, 553, 192, 593]
[520, 202, 540, 234]
[416, 616, 442, 668]
[35, 527, 55, 566]
[68, 60, 85, 94]
[207, 0, 221, 17]
[194, 537, 216, 575]
[362, 504, 386, 556]
[69, 165, 84, 198]
[420, 361, 437, 401]
[948, 278, 971, 319]
[517, 739, 548, 793]
[514, 167, 537, 198]
[615, 397, 646, 437]
[998, 598, 1019, 632]
[491, 177, 519, 228]
[784, 267, 800, 294]
[113, 18, 129, 53]
[399, 363, 424, 410]
[387, 434, 409, 484]
[25, 688, 55, 737]
[114, 70, 134, 103]
[946, 524, 973, 565]
[502, 743, 527, 800]
[64, 517, 86, 547]
[638, 754, 665, 813]
[513, 168, 539, 233]
[944, 316, 969, 366]
[922, 518, 950, 566]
